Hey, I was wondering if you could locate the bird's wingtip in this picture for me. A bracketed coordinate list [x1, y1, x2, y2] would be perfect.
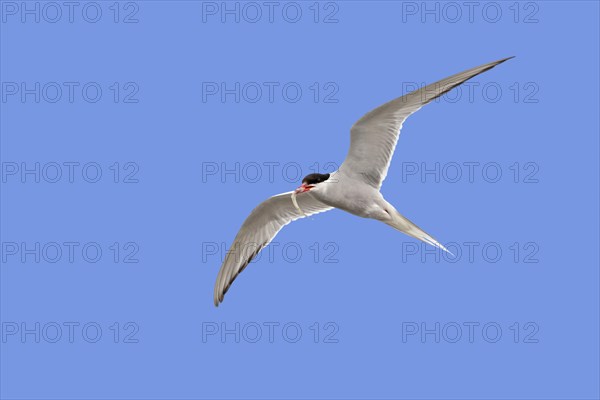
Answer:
[498, 56, 516, 63]
[213, 289, 222, 307]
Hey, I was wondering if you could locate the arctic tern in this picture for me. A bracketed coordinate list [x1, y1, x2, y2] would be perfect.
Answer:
[214, 57, 513, 306]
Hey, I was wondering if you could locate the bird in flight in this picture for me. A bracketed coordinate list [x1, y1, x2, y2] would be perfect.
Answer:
[214, 57, 513, 306]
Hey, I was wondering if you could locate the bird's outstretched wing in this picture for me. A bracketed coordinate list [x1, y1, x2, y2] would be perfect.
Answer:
[214, 191, 332, 306]
[340, 57, 513, 188]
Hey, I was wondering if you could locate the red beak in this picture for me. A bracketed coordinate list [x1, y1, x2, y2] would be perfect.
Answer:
[294, 183, 312, 194]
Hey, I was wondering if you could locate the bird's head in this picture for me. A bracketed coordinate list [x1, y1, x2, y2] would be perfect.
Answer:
[294, 173, 331, 194]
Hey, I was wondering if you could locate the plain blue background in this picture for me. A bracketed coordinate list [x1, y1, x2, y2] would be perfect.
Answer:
[1, 1, 599, 399]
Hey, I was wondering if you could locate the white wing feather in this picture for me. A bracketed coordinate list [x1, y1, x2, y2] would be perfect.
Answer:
[340, 57, 514, 188]
[214, 191, 332, 306]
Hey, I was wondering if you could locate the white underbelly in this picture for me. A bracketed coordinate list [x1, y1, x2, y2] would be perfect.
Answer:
[313, 176, 385, 219]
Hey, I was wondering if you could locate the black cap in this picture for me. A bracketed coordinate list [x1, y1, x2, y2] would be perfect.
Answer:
[302, 173, 331, 185]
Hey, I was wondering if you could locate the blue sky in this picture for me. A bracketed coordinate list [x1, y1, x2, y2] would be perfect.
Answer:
[1, 1, 599, 399]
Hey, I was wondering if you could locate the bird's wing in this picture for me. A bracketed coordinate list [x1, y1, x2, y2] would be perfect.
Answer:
[214, 191, 333, 306]
[340, 57, 513, 188]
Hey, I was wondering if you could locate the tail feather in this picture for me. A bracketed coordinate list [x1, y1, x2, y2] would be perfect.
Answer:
[386, 209, 453, 256]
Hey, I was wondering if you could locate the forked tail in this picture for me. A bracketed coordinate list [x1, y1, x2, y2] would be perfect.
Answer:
[384, 207, 453, 255]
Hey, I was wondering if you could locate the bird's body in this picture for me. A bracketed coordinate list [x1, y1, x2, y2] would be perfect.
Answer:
[311, 171, 386, 220]
[213, 57, 514, 306]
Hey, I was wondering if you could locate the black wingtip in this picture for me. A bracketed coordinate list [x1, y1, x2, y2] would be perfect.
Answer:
[498, 56, 516, 63]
